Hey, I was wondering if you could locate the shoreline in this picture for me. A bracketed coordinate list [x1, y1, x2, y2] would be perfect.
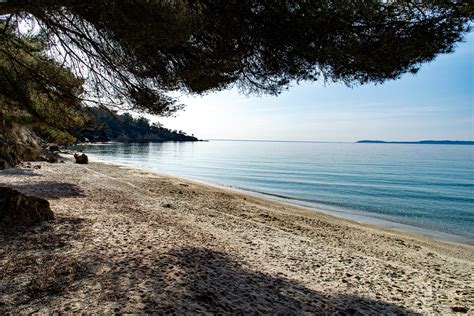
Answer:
[89, 155, 473, 246]
[1, 157, 473, 314]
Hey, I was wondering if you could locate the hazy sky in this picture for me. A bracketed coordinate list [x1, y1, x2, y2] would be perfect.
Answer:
[157, 33, 473, 142]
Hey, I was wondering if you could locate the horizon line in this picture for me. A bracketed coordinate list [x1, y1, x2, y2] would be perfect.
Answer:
[208, 138, 474, 143]
[209, 138, 350, 143]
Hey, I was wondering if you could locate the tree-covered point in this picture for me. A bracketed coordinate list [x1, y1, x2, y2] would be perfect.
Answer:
[1, 1, 472, 116]
[75, 107, 199, 143]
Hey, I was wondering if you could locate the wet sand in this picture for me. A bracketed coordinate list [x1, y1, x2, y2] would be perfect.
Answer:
[1, 158, 473, 314]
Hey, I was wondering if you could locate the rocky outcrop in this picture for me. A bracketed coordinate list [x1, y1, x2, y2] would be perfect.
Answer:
[74, 153, 88, 164]
[0, 121, 45, 166]
[0, 187, 54, 226]
[0, 121, 59, 167]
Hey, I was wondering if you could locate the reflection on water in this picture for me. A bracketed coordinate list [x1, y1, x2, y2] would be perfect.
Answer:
[74, 141, 474, 243]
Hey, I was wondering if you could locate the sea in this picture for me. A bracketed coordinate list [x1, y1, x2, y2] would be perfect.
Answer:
[74, 140, 474, 244]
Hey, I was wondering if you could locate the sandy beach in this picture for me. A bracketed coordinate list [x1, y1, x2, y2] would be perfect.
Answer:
[1, 157, 473, 314]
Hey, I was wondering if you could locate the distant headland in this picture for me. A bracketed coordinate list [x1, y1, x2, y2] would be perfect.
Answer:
[356, 140, 474, 145]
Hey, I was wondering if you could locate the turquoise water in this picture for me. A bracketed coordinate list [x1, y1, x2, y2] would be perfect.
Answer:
[75, 141, 474, 244]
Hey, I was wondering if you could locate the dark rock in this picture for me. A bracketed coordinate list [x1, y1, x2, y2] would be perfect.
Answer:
[343, 308, 359, 315]
[74, 153, 88, 164]
[48, 144, 60, 152]
[451, 306, 469, 313]
[40, 154, 58, 163]
[0, 187, 54, 226]
[47, 154, 58, 163]
[33, 165, 41, 169]
[0, 158, 9, 170]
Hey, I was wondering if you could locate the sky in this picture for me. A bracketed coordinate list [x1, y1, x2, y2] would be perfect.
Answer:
[157, 33, 473, 142]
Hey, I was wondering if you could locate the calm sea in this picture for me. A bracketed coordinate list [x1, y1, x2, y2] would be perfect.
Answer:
[75, 141, 474, 244]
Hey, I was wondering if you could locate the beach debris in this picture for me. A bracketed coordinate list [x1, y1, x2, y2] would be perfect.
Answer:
[74, 153, 89, 164]
[0, 186, 54, 225]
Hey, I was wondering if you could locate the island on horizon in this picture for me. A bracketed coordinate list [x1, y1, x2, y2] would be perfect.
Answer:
[357, 140, 474, 145]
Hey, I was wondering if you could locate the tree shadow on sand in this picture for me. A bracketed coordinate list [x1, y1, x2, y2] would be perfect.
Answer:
[99, 247, 421, 315]
[1, 181, 84, 199]
[0, 168, 42, 177]
[0, 212, 422, 315]
[0, 217, 95, 310]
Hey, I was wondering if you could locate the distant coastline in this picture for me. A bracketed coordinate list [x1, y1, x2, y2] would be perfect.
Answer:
[357, 140, 474, 145]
